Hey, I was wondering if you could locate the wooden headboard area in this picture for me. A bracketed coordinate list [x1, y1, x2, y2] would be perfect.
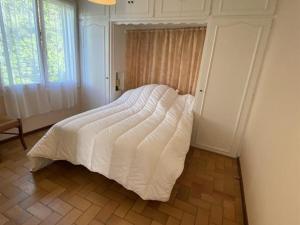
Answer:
[125, 27, 206, 95]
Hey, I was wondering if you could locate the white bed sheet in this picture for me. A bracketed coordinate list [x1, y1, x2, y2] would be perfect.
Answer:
[27, 84, 194, 201]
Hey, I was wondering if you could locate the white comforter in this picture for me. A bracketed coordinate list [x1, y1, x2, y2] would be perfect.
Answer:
[28, 84, 194, 201]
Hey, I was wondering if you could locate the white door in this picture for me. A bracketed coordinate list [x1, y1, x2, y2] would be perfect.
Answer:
[80, 18, 110, 110]
[181, 0, 211, 17]
[155, 0, 182, 18]
[192, 17, 272, 157]
[212, 0, 277, 16]
[112, 0, 132, 16]
[155, 0, 210, 18]
[110, 0, 154, 19]
[130, 0, 154, 17]
[78, 0, 109, 18]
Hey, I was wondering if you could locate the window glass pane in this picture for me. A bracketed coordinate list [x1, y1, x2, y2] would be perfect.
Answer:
[42, 0, 76, 83]
[0, 0, 42, 86]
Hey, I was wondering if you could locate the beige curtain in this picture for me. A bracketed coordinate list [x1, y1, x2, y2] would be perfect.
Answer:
[125, 27, 206, 95]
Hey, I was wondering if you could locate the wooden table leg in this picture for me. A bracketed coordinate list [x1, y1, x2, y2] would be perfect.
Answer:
[18, 119, 27, 150]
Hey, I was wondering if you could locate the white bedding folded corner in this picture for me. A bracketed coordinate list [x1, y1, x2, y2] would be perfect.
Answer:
[27, 84, 194, 201]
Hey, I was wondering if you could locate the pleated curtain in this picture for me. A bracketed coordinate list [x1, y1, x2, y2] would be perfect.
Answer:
[125, 27, 206, 95]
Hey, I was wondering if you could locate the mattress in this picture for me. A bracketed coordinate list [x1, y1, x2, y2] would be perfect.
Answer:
[27, 84, 195, 201]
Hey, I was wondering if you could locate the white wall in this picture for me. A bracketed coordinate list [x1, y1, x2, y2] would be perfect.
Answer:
[240, 0, 300, 225]
[110, 24, 127, 101]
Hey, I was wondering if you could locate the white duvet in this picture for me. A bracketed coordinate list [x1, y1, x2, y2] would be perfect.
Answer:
[28, 84, 194, 201]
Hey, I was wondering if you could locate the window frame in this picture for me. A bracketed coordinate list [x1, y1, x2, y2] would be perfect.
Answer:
[0, 0, 79, 87]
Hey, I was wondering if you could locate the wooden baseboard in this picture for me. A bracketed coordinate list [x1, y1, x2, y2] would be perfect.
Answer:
[237, 157, 249, 225]
[0, 125, 52, 145]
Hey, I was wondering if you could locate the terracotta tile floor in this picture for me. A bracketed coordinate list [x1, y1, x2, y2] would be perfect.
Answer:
[0, 130, 244, 225]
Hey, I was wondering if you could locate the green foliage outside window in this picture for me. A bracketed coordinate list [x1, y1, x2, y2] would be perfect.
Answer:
[0, 0, 75, 86]
[0, 0, 41, 86]
[43, 1, 66, 82]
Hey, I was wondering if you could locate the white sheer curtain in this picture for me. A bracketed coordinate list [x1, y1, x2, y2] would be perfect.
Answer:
[0, 0, 78, 118]
[41, 0, 78, 111]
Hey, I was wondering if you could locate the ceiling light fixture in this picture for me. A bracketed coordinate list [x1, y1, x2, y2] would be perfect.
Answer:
[88, 0, 116, 5]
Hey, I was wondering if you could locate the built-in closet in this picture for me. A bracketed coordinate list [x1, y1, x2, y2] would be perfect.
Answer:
[111, 24, 206, 98]
[78, 0, 277, 157]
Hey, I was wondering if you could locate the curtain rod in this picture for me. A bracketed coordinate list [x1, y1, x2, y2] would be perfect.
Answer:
[125, 26, 206, 33]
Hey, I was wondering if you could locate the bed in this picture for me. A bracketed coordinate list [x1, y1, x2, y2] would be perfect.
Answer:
[27, 84, 195, 201]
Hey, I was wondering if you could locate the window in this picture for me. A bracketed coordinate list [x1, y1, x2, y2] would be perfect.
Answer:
[41, 0, 77, 83]
[0, 0, 42, 86]
[0, 0, 77, 87]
